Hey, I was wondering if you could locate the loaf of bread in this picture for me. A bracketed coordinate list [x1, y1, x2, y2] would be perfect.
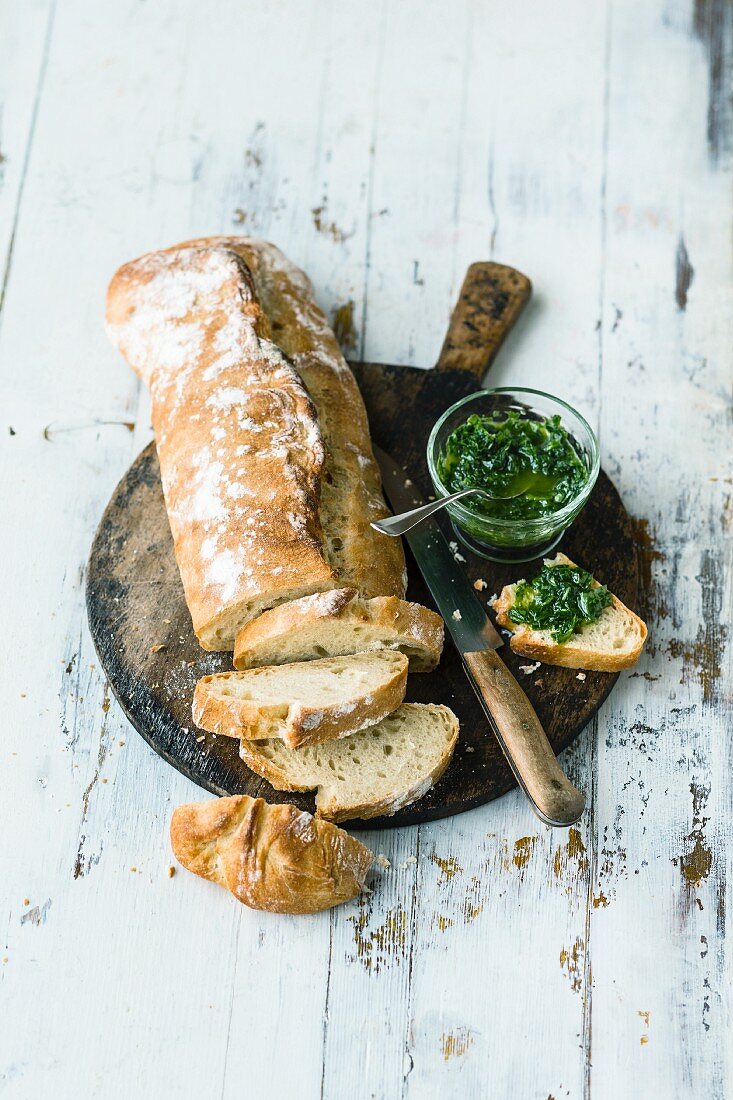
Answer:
[170, 794, 373, 913]
[106, 237, 406, 650]
[233, 587, 444, 672]
[193, 651, 408, 748]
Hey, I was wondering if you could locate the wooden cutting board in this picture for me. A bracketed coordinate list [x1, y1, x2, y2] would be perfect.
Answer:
[86, 263, 638, 828]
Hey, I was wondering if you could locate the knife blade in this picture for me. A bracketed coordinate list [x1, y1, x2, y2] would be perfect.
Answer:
[373, 444, 585, 827]
[373, 445, 503, 654]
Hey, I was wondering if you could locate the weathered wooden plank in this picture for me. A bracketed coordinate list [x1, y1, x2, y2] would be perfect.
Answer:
[586, 1, 732, 1095]
[399, 1, 610, 1094]
[0, 0, 55, 308]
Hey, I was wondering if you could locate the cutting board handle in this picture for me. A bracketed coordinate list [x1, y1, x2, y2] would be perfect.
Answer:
[435, 262, 532, 382]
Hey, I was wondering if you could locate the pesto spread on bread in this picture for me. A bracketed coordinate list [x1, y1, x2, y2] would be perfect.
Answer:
[507, 562, 612, 643]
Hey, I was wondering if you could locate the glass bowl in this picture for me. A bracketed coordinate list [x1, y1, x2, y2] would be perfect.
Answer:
[426, 388, 599, 563]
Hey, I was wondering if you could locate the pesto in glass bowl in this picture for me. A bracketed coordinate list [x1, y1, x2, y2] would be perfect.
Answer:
[427, 389, 599, 563]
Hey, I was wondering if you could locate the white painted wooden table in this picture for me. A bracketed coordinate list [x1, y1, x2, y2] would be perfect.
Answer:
[2, 2, 731, 1096]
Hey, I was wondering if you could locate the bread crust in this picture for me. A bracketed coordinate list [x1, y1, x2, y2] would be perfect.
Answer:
[493, 554, 648, 671]
[170, 794, 373, 913]
[192, 653, 409, 749]
[105, 237, 405, 651]
[232, 587, 444, 672]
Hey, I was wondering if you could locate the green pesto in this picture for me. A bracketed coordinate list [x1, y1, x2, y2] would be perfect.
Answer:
[438, 410, 587, 521]
[507, 563, 612, 643]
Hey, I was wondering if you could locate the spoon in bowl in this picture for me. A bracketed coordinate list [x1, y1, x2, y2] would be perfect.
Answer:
[371, 485, 525, 537]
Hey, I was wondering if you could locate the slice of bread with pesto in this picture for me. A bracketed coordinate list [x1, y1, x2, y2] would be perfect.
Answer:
[193, 651, 408, 749]
[493, 552, 647, 671]
[233, 588, 444, 672]
[238, 703, 459, 823]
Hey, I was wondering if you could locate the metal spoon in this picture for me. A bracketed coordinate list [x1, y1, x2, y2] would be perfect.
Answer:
[371, 486, 524, 537]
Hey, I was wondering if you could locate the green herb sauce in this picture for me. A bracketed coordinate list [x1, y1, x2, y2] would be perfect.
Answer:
[507, 563, 612, 643]
[439, 410, 587, 521]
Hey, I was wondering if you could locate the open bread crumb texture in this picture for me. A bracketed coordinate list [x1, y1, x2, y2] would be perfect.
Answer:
[240, 703, 459, 821]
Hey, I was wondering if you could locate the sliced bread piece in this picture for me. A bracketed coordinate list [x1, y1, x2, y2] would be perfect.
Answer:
[233, 587, 444, 672]
[238, 702, 459, 823]
[493, 552, 647, 671]
[193, 651, 408, 749]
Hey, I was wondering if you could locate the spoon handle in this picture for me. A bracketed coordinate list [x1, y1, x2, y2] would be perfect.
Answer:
[371, 489, 482, 536]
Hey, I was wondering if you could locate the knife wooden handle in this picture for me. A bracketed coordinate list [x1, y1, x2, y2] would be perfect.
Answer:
[463, 649, 585, 827]
[436, 262, 532, 381]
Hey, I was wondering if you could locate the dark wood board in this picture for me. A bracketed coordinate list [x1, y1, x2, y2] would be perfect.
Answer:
[86, 263, 639, 829]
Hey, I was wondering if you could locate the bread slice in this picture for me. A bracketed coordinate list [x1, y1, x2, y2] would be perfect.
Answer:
[170, 794, 374, 913]
[238, 703, 459, 822]
[233, 588, 444, 672]
[493, 552, 647, 671]
[193, 652, 408, 749]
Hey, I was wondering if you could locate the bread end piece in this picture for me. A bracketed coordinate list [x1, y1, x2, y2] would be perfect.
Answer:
[170, 794, 373, 914]
[493, 552, 648, 671]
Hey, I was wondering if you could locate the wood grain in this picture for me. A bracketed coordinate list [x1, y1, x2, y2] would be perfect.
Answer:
[436, 262, 532, 378]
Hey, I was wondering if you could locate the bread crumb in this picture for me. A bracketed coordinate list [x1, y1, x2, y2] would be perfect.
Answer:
[167, 866, 176, 878]
[196, 735, 205, 743]
[576, 672, 586, 681]
[465, 745, 475, 753]
[488, 594, 497, 605]
[449, 540, 458, 552]
[23, 898, 29, 906]
[452, 609, 462, 621]
[101, 778, 108, 784]
[150, 644, 166, 653]
[163, 618, 171, 624]
[20, 693, 26, 699]
[453, 549, 466, 563]
[473, 578, 487, 591]
[130, 867, 138, 873]
[118, 740, 125, 747]
[376, 854, 391, 869]
[519, 662, 541, 674]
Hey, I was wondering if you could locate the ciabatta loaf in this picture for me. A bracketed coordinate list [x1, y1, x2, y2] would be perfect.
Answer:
[193, 651, 408, 749]
[493, 552, 647, 671]
[105, 238, 405, 650]
[199, 238, 406, 602]
[233, 587, 444, 672]
[171, 794, 373, 913]
[238, 703, 459, 822]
